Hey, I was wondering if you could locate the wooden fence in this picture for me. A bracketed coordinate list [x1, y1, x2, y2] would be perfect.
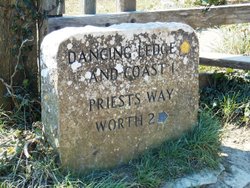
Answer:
[49, 4, 250, 31]
[47, 1, 250, 29]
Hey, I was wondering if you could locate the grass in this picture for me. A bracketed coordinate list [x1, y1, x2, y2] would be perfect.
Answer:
[200, 71, 250, 126]
[96, 0, 171, 14]
[0, 109, 221, 187]
[214, 24, 250, 55]
[199, 23, 250, 75]
[134, 111, 221, 184]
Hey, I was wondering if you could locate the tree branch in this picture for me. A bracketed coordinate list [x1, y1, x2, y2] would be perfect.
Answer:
[0, 37, 34, 108]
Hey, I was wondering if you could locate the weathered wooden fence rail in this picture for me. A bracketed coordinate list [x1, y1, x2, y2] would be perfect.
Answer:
[200, 53, 250, 70]
[48, 3, 250, 32]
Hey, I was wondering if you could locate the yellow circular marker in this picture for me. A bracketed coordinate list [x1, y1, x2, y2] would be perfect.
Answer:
[180, 40, 191, 54]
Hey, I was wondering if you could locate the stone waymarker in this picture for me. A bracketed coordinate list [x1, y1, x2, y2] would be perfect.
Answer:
[41, 22, 199, 171]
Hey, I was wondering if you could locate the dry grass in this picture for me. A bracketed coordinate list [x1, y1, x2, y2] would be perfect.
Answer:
[65, 0, 185, 15]
[65, 0, 250, 15]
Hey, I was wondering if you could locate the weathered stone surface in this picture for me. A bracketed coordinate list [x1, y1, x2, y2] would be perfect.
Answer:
[162, 164, 225, 188]
[41, 22, 199, 171]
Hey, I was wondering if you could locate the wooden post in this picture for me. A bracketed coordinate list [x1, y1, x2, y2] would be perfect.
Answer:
[42, 0, 65, 16]
[0, 1, 14, 109]
[82, 0, 96, 14]
[116, 0, 136, 12]
[40, 0, 65, 40]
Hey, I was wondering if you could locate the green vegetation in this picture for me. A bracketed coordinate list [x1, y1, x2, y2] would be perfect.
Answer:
[0, 110, 221, 187]
[194, 0, 226, 5]
[0, 0, 41, 129]
[201, 71, 250, 126]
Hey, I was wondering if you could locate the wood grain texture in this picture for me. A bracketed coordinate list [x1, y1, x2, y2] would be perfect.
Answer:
[0, 1, 13, 108]
[0, 1, 41, 108]
[43, 0, 65, 16]
[200, 53, 250, 70]
[116, 0, 136, 12]
[41, 0, 65, 39]
[82, 0, 96, 14]
[48, 3, 250, 32]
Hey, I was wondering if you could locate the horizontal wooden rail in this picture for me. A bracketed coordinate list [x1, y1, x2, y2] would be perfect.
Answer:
[48, 3, 250, 32]
[200, 53, 250, 70]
